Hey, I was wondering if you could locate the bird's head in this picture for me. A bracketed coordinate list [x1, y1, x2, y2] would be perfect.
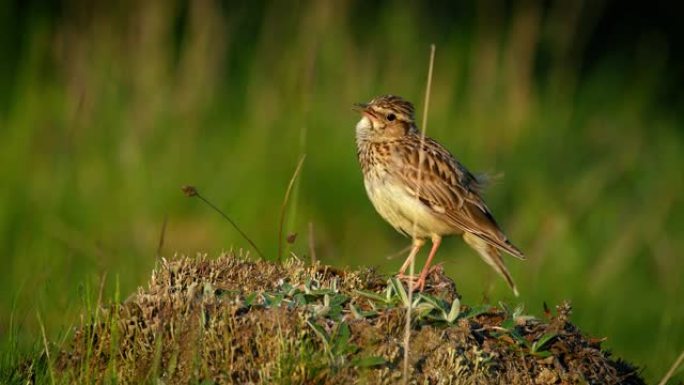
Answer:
[354, 95, 417, 140]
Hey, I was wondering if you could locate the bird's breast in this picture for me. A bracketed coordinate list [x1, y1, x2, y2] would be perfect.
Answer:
[363, 166, 455, 239]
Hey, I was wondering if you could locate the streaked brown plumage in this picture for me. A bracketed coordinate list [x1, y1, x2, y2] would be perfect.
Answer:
[354, 95, 525, 295]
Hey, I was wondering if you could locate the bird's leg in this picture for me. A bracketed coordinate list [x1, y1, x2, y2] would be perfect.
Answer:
[397, 238, 425, 280]
[413, 235, 442, 291]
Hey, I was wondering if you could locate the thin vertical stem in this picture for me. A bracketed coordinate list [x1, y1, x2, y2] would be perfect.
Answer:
[37, 311, 55, 385]
[658, 350, 684, 385]
[278, 154, 307, 262]
[404, 43, 436, 384]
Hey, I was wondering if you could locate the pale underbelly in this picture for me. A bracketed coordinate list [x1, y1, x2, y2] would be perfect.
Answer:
[364, 177, 457, 239]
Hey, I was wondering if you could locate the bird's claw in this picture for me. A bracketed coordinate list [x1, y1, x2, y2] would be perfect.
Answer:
[397, 273, 428, 291]
[412, 277, 427, 292]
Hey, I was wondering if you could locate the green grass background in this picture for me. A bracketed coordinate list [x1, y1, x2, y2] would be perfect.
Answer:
[1, 1, 682, 382]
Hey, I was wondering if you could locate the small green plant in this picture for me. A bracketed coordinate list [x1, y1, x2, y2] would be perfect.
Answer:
[356, 277, 464, 324]
[6, 254, 645, 384]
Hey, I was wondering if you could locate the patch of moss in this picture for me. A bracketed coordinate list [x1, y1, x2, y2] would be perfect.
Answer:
[52, 252, 644, 384]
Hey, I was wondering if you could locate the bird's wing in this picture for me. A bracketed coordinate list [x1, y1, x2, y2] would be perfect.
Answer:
[389, 137, 525, 259]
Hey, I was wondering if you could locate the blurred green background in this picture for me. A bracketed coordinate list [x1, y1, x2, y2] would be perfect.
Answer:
[1, 0, 683, 382]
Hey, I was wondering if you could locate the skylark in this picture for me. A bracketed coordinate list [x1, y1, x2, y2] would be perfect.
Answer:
[354, 95, 525, 295]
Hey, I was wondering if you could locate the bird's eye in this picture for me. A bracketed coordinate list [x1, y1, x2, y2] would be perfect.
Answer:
[386, 113, 396, 122]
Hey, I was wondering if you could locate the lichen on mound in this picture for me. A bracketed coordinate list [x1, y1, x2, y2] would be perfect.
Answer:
[56, 252, 644, 384]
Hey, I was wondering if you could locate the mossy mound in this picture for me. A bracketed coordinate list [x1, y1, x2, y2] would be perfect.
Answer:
[55, 253, 644, 384]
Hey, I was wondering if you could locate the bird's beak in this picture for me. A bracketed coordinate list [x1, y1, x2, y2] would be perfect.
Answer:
[352, 103, 368, 113]
[353, 103, 376, 119]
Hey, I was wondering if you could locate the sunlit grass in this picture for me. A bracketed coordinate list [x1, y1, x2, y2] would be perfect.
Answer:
[7, 254, 644, 384]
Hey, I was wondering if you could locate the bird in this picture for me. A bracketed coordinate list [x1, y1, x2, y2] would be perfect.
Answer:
[354, 95, 525, 296]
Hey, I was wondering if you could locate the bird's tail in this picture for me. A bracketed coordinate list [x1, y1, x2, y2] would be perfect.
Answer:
[463, 232, 519, 297]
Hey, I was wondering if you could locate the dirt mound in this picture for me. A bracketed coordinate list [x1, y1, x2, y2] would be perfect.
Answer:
[56, 253, 644, 384]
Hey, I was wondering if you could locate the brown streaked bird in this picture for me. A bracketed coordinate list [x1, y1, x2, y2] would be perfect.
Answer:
[354, 95, 525, 295]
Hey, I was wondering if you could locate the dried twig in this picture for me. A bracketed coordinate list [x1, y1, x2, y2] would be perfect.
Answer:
[156, 214, 167, 258]
[308, 221, 317, 264]
[658, 350, 684, 385]
[182, 185, 265, 260]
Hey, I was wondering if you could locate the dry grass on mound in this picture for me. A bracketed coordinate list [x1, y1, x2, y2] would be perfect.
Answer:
[52, 253, 644, 384]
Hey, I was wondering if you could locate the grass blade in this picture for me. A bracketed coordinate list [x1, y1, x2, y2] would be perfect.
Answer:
[278, 154, 306, 263]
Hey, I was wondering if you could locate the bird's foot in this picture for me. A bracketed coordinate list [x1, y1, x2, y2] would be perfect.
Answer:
[397, 273, 431, 292]
[412, 276, 427, 292]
